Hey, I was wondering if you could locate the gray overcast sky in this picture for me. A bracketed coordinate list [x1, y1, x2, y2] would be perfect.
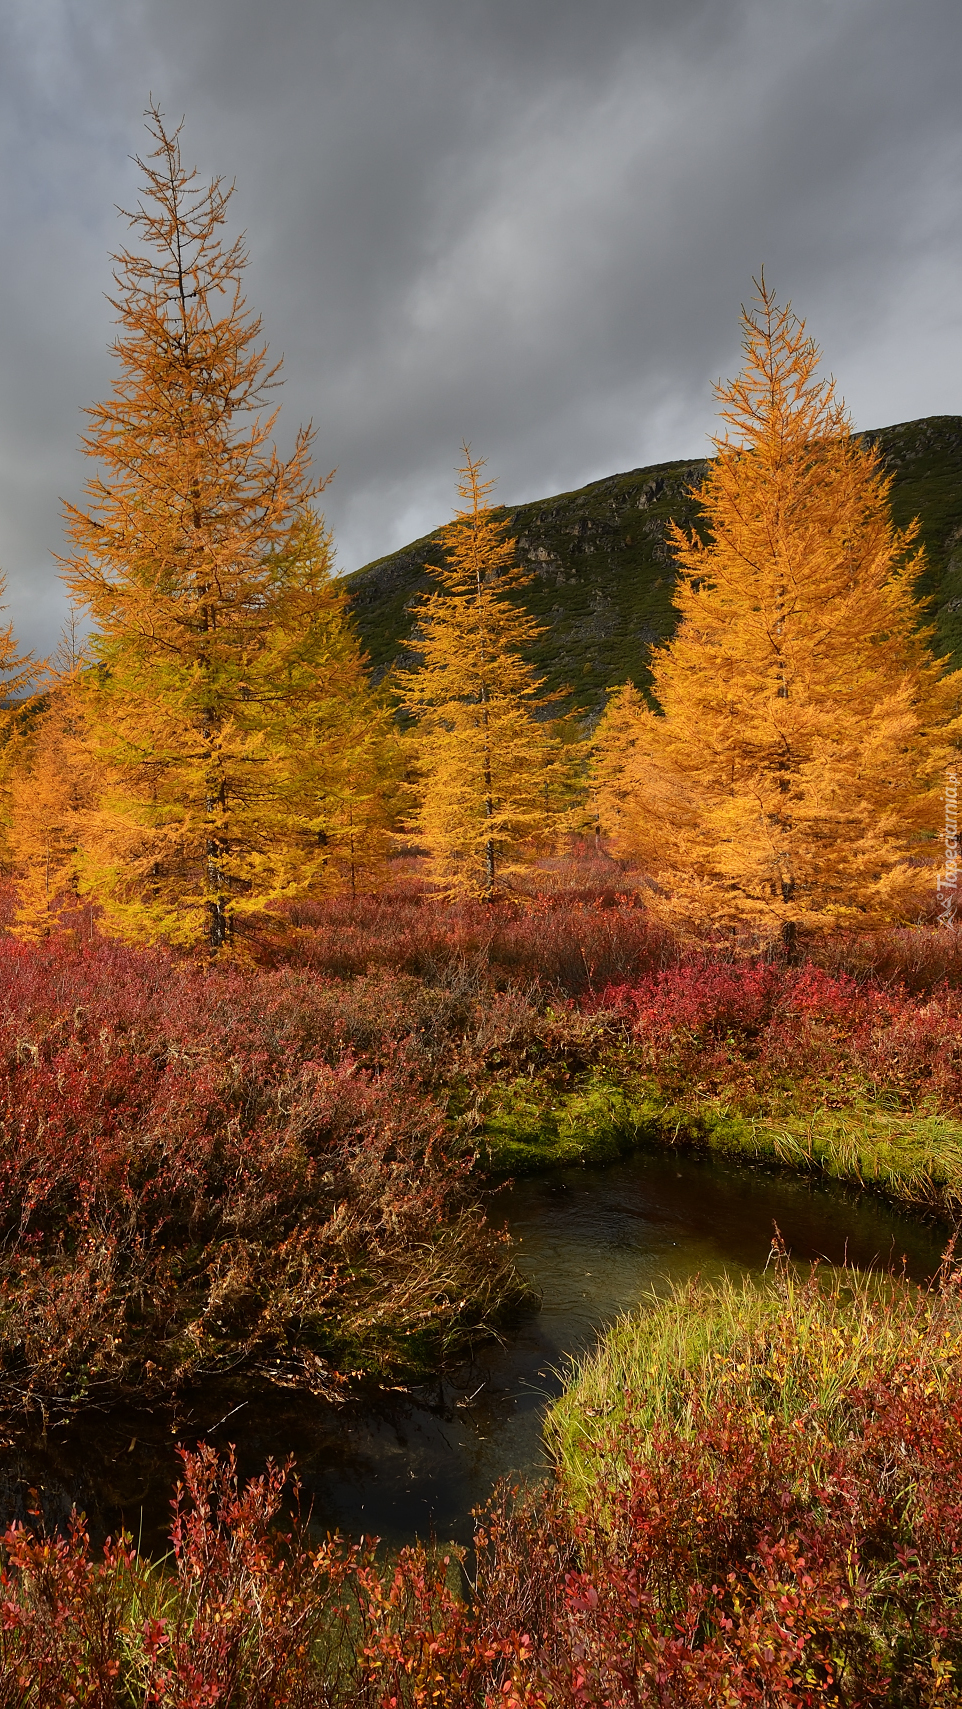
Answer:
[1, 0, 960, 657]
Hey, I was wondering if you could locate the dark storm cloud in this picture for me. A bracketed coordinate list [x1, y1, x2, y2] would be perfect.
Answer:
[0, 0, 960, 656]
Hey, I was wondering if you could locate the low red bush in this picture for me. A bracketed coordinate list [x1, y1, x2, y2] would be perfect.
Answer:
[486, 1374, 962, 1704]
[597, 959, 962, 1112]
[275, 886, 674, 995]
[0, 936, 522, 1419]
[2, 1354, 960, 1704]
[3, 894, 962, 1422]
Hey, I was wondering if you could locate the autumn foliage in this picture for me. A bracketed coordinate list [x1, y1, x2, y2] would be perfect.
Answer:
[2, 1262, 961, 1705]
[591, 956, 962, 1112]
[5, 160, 961, 950]
[1, 95, 962, 1707]
[0, 928, 530, 1418]
[593, 278, 962, 941]
[1, 885, 962, 1422]
[399, 450, 571, 899]
[35, 109, 395, 952]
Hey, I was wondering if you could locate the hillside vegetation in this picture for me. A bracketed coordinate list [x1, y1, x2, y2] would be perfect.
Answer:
[346, 414, 962, 714]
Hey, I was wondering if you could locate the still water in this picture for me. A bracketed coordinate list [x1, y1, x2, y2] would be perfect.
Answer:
[9, 1149, 949, 1550]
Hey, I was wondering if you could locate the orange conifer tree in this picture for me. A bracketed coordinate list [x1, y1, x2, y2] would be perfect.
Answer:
[6, 609, 100, 936]
[0, 581, 40, 885]
[8, 704, 106, 940]
[58, 109, 394, 949]
[592, 279, 962, 941]
[397, 450, 569, 898]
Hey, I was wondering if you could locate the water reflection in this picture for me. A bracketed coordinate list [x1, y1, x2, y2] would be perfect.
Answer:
[4, 1149, 948, 1550]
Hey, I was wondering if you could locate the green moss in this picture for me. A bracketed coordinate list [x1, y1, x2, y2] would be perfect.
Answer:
[476, 1072, 665, 1173]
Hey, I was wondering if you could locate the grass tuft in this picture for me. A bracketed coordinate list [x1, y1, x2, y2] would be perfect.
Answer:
[547, 1242, 962, 1502]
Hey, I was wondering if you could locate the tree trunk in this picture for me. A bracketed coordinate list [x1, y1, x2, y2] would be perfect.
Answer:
[780, 916, 799, 962]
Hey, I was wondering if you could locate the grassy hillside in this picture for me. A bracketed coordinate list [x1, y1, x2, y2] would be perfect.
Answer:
[345, 414, 962, 717]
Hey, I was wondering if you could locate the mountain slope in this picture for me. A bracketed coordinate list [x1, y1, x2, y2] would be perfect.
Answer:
[345, 415, 962, 716]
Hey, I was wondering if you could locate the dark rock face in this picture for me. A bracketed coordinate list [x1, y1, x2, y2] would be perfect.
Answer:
[344, 417, 962, 716]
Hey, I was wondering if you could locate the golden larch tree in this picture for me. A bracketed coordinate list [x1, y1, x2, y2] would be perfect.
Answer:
[58, 109, 394, 949]
[592, 278, 962, 942]
[397, 449, 569, 898]
[8, 700, 107, 941]
[0, 575, 41, 871]
[7, 609, 102, 937]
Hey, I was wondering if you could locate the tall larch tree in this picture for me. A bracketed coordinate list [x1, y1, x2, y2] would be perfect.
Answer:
[397, 449, 569, 898]
[58, 108, 394, 950]
[592, 279, 962, 943]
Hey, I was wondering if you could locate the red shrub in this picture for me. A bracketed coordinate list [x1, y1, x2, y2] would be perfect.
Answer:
[274, 887, 674, 995]
[1, 1358, 960, 1704]
[4, 896, 962, 1422]
[595, 958, 962, 1112]
[0, 1446, 365, 1706]
[0, 1444, 518, 1706]
[474, 1365, 962, 1706]
[0, 936, 521, 1417]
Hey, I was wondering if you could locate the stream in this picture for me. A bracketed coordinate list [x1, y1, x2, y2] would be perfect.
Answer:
[4, 1148, 949, 1551]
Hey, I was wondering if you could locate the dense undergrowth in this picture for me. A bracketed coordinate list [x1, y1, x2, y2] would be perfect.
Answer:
[0, 928, 525, 1422]
[3, 1256, 962, 1705]
[481, 955, 962, 1210]
[4, 878, 962, 1697]
[5, 872, 962, 1420]
[548, 1243, 962, 1494]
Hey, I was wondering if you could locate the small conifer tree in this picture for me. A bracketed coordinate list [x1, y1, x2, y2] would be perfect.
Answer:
[592, 279, 962, 941]
[58, 109, 394, 949]
[8, 608, 91, 935]
[397, 450, 568, 898]
[8, 694, 106, 940]
[0, 575, 40, 873]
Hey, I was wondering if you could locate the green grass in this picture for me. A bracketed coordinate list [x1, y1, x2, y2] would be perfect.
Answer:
[743, 1105, 962, 1212]
[346, 415, 962, 717]
[546, 1258, 962, 1504]
[474, 1070, 962, 1218]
